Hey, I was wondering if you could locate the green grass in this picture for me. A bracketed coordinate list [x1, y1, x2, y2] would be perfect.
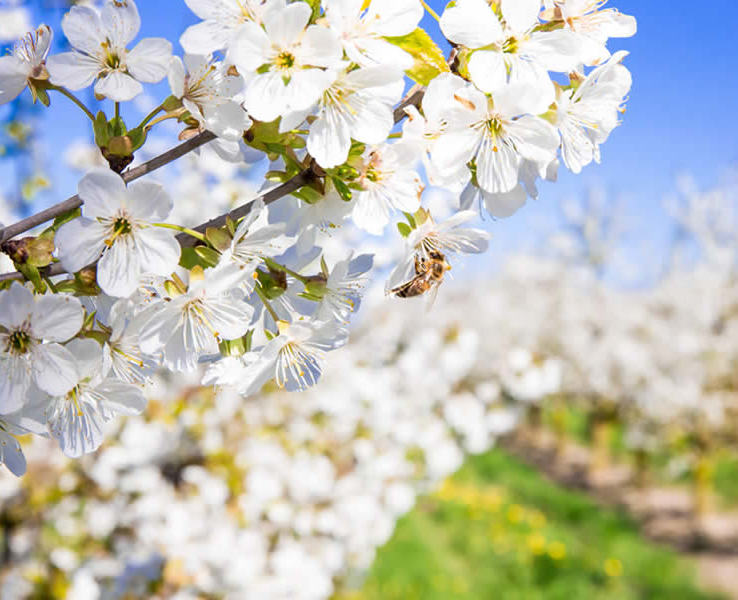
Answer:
[349, 449, 722, 600]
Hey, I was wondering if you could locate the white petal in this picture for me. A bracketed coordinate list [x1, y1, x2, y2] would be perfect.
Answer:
[79, 168, 127, 219]
[263, 2, 311, 47]
[476, 138, 520, 194]
[205, 298, 253, 340]
[205, 101, 251, 141]
[168, 55, 186, 98]
[508, 115, 559, 162]
[32, 343, 79, 397]
[0, 431, 26, 476]
[300, 25, 343, 68]
[65, 338, 106, 382]
[0, 282, 33, 329]
[501, 0, 541, 33]
[61, 5, 106, 55]
[482, 183, 527, 218]
[352, 193, 391, 235]
[30, 294, 84, 343]
[308, 107, 352, 169]
[350, 97, 394, 145]
[181, 19, 235, 55]
[440, 0, 503, 48]
[96, 379, 146, 415]
[127, 38, 173, 83]
[284, 68, 332, 112]
[368, 0, 423, 37]
[126, 180, 172, 221]
[244, 72, 288, 121]
[134, 227, 181, 279]
[94, 70, 143, 102]
[48, 395, 105, 458]
[97, 236, 141, 298]
[0, 356, 32, 414]
[227, 21, 271, 71]
[101, 0, 141, 46]
[138, 304, 182, 355]
[47, 52, 100, 90]
[468, 50, 508, 94]
[55, 218, 107, 274]
[0, 56, 29, 105]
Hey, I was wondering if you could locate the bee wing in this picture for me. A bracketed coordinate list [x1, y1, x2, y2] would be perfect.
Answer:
[385, 252, 420, 295]
[424, 280, 441, 311]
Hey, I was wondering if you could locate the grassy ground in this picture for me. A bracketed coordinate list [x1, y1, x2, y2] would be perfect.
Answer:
[343, 449, 722, 600]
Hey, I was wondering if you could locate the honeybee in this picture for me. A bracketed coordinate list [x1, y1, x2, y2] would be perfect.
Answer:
[390, 250, 451, 302]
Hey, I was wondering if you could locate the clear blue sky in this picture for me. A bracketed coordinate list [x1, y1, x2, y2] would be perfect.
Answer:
[2, 0, 737, 280]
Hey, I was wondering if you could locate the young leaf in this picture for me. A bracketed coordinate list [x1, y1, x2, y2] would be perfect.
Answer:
[384, 28, 450, 86]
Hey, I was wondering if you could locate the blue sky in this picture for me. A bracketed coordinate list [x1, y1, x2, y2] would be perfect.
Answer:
[2, 0, 737, 282]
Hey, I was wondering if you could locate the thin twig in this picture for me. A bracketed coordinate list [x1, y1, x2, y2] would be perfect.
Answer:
[0, 84, 428, 284]
[0, 131, 217, 245]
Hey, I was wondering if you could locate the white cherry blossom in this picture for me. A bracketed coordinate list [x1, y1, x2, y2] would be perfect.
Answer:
[47, 0, 172, 102]
[312, 253, 373, 323]
[323, 0, 423, 70]
[55, 168, 181, 298]
[138, 263, 254, 372]
[168, 54, 251, 141]
[180, 0, 283, 55]
[227, 2, 342, 122]
[0, 283, 84, 414]
[431, 79, 560, 196]
[351, 143, 423, 235]
[43, 338, 146, 458]
[305, 65, 404, 169]
[555, 50, 632, 173]
[0, 25, 52, 105]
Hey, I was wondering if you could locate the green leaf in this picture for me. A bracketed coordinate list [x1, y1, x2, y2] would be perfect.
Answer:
[397, 222, 412, 237]
[385, 28, 450, 86]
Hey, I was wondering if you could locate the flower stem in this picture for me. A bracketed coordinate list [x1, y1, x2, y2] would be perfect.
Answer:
[114, 101, 120, 120]
[138, 104, 165, 129]
[154, 222, 208, 244]
[419, 0, 441, 22]
[254, 284, 280, 324]
[49, 86, 95, 121]
[144, 110, 185, 132]
[263, 257, 309, 284]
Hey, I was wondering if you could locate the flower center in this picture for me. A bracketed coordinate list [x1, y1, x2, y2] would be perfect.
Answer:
[105, 217, 133, 247]
[275, 51, 296, 70]
[8, 330, 31, 355]
[502, 37, 519, 54]
[485, 116, 504, 138]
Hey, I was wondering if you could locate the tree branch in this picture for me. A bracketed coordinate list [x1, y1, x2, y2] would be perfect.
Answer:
[0, 131, 217, 245]
[0, 85, 428, 284]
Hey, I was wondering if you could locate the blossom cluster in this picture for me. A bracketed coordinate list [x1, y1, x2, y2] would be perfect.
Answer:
[0, 0, 635, 475]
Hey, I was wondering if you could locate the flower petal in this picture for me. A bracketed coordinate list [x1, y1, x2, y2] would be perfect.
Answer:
[0, 282, 33, 329]
[134, 227, 181, 279]
[181, 19, 235, 55]
[30, 294, 84, 343]
[47, 51, 100, 90]
[78, 167, 127, 219]
[0, 431, 26, 476]
[263, 2, 311, 47]
[0, 56, 29, 105]
[101, 0, 141, 47]
[55, 218, 107, 274]
[0, 356, 32, 414]
[94, 71, 143, 102]
[440, 0, 503, 49]
[95, 378, 146, 415]
[61, 5, 106, 55]
[127, 37, 172, 83]
[501, 0, 541, 33]
[32, 343, 79, 397]
[97, 235, 141, 298]
[126, 180, 172, 221]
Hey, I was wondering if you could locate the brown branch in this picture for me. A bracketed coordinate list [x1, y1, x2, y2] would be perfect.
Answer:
[0, 131, 217, 245]
[0, 85, 429, 284]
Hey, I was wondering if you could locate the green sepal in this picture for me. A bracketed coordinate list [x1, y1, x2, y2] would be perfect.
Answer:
[205, 227, 233, 252]
[256, 270, 286, 300]
[127, 127, 147, 152]
[93, 111, 110, 147]
[332, 177, 353, 202]
[403, 211, 418, 229]
[384, 28, 450, 86]
[17, 264, 45, 293]
[292, 185, 323, 204]
[24, 237, 55, 268]
[50, 208, 81, 232]
[179, 247, 202, 270]
[194, 245, 221, 267]
[161, 95, 183, 111]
